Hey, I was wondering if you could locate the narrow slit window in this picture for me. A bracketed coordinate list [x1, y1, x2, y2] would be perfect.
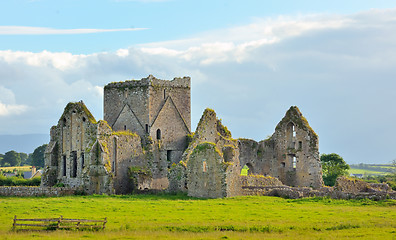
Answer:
[81, 153, 85, 169]
[124, 125, 127, 131]
[63, 155, 66, 176]
[167, 150, 171, 162]
[298, 141, 302, 149]
[293, 156, 297, 169]
[145, 124, 149, 133]
[156, 129, 161, 140]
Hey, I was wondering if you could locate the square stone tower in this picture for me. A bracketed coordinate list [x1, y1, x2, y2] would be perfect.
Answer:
[103, 75, 191, 164]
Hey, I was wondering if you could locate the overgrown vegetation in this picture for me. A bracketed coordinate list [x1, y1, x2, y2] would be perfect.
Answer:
[0, 175, 41, 186]
[321, 153, 350, 186]
[0, 195, 394, 239]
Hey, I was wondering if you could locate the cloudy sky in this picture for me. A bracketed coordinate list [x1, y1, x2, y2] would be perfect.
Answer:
[0, 0, 395, 164]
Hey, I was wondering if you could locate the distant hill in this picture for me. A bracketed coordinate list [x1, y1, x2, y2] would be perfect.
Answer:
[349, 163, 395, 176]
[0, 134, 49, 154]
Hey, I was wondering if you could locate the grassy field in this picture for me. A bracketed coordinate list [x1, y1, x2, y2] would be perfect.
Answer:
[0, 166, 32, 172]
[0, 194, 394, 239]
[348, 168, 388, 176]
[349, 164, 395, 176]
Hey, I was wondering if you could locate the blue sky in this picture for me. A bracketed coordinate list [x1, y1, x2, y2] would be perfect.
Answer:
[0, 0, 396, 164]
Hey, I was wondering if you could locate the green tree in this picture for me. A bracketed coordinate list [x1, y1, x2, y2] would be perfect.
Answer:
[321, 153, 350, 186]
[3, 151, 21, 167]
[19, 152, 28, 166]
[0, 154, 4, 167]
[31, 144, 47, 168]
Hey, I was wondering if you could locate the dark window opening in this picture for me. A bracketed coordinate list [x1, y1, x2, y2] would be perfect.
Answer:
[156, 129, 161, 140]
[71, 151, 77, 178]
[298, 141, 302, 149]
[82, 117, 86, 122]
[281, 162, 286, 167]
[167, 150, 172, 162]
[113, 138, 117, 175]
[145, 124, 149, 133]
[63, 118, 66, 127]
[62, 155, 66, 176]
[81, 153, 85, 168]
[124, 125, 127, 131]
[164, 89, 166, 99]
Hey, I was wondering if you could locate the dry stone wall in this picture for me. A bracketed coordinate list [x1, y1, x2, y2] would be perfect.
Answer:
[0, 187, 76, 197]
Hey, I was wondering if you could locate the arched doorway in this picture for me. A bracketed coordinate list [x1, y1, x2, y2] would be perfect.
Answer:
[240, 163, 254, 176]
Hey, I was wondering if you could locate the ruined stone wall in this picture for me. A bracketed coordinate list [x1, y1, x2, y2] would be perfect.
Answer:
[179, 109, 241, 198]
[238, 107, 323, 189]
[0, 187, 76, 197]
[187, 143, 227, 198]
[104, 76, 191, 182]
[42, 102, 98, 190]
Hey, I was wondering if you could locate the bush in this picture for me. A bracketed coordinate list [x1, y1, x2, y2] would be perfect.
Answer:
[0, 175, 41, 186]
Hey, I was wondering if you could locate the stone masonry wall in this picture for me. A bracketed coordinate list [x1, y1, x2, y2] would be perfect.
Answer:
[238, 106, 323, 189]
[0, 187, 76, 197]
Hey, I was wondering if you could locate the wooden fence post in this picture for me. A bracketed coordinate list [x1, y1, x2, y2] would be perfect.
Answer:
[103, 217, 107, 230]
[57, 215, 63, 229]
[12, 215, 16, 231]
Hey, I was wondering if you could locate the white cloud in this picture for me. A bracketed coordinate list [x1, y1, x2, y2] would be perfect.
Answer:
[0, 26, 147, 35]
[0, 9, 396, 163]
[0, 102, 28, 116]
[0, 86, 28, 116]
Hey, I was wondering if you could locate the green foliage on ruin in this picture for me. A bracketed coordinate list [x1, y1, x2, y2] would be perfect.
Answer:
[61, 101, 97, 124]
[128, 166, 152, 178]
[321, 153, 350, 186]
[111, 130, 138, 137]
[194, 142, 217, 152]
[216, 119, 232, 139]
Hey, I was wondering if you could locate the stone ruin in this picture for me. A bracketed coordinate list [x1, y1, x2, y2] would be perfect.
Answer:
[41, 75, 324, 197]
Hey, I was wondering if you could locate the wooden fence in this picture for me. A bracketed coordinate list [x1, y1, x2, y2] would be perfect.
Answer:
[12, 215, 107, 230]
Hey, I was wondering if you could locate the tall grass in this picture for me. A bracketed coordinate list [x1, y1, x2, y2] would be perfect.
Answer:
[0, 195, 394, 239]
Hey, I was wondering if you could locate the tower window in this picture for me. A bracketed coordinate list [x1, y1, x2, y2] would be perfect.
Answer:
[156, 129, 161, 140]
[293, 156, 297, 169]
[62, 155, 66, 176]
[81, 153, 85, 168]
[145, 124, 149, 133]
[124, 125, 127, 131]
[164, 89, 166, 99]
[292, 125, 296, 137]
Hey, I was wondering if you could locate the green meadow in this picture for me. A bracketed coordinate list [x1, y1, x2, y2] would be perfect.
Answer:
[0, 194, 395, 239]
